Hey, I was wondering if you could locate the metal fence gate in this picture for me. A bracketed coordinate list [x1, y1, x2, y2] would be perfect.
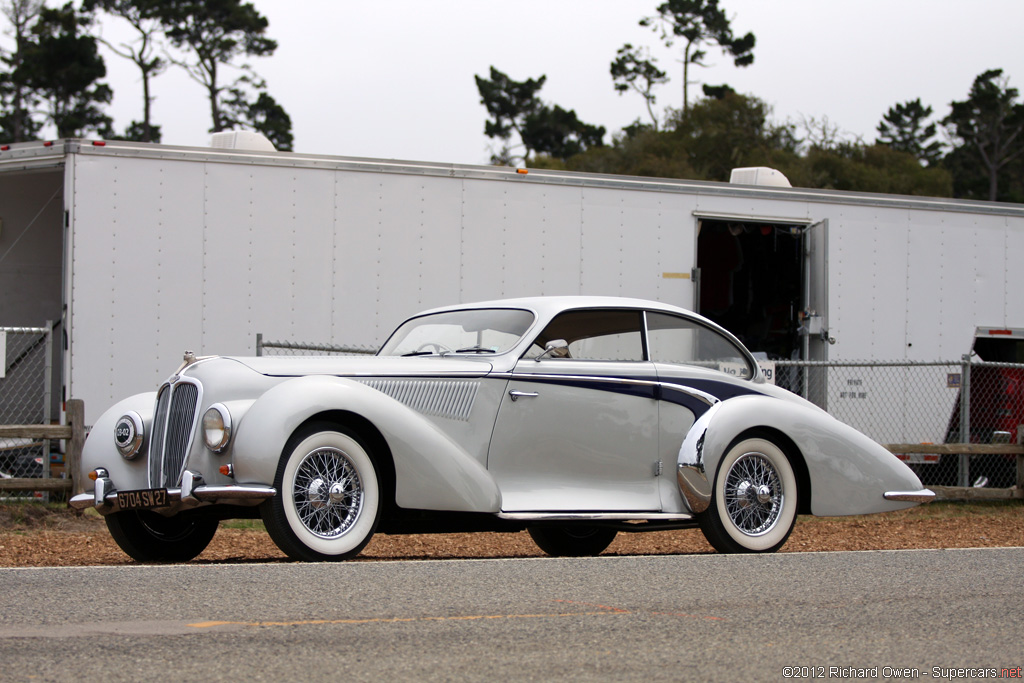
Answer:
[0, 325, 53, 485]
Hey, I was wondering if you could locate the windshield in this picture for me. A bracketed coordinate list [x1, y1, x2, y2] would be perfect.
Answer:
[378, 308, 535, 357]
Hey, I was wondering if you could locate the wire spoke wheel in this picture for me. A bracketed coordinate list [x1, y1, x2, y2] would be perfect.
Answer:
[723, 452, 784, 536]
[293, 447, 364, 539]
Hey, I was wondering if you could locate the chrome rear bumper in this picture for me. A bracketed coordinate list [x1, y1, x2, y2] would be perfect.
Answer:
[884, 488, 936, 503]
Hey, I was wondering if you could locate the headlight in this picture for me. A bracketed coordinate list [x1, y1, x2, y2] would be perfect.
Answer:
[114, 412, 144, 459]
[202, 403, 232, 453]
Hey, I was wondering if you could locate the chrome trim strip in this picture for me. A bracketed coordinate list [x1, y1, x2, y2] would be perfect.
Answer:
[495, 372, 720, 407]
[884, 489, 936, 503]
[190, 484, 277, 500]
[660, 382, 719, 408]
[497, 511, 694, 521]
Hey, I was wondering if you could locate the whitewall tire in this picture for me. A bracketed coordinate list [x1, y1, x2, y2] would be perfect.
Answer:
[698, 435, 798, 553]
[261, 424, 381, 561]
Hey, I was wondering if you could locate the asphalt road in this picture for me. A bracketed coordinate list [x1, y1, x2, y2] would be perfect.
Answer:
[2, 548, 1022, 681]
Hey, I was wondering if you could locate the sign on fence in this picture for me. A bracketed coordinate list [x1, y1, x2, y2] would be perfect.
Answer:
[0, 330, 5, 378]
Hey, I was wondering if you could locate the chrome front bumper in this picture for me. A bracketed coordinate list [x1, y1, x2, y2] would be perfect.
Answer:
[69, 468, 276, 514]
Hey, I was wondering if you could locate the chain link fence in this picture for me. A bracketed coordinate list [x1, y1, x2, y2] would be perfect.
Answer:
[776, 358, 1024, 489]
[256, 334, 377, 357]
[0, 325, 53, 490]
[256, 335, 1022, 490]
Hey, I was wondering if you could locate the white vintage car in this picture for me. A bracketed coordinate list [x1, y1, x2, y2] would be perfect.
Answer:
[71, 296, 933, 562]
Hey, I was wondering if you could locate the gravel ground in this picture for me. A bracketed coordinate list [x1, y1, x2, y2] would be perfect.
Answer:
[1, 500, 1022, 566]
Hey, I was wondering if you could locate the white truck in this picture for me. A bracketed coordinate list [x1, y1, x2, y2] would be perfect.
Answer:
[1, 135, 1022, 431]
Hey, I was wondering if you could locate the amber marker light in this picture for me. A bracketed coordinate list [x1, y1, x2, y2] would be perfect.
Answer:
[88, 470, 99, 481]
[219, 464, 234, 477]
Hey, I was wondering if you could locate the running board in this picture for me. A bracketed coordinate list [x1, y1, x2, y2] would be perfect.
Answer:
[498, 511, 694, 522]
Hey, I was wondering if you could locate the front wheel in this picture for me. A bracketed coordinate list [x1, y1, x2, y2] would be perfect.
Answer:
[698, 436, 798, 554]
[260, 424, 381, 562]
[527, 525, 618, 557]
[106, 510, 218, 562]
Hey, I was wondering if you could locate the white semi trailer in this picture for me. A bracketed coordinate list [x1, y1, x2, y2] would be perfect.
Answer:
[1, 136, 1022, 427]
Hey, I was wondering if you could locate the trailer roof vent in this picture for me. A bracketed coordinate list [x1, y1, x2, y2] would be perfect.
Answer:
[729, 167, 791, 188]
[210, 130, 276, 152]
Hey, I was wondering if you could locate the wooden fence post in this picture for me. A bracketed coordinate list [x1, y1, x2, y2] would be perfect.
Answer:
[65, 399, 85, 497]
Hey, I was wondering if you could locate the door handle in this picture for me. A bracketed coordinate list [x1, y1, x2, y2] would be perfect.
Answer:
[509, 390, 539, 402]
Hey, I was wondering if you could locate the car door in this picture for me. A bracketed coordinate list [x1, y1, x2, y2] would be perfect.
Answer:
[486, 308, 662, 512]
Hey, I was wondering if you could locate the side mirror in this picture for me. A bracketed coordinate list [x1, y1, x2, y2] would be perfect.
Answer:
[535, 339, 569, 361]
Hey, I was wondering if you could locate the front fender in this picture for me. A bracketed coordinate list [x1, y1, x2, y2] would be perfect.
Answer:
[679, 394, 926, 516]
[231, 375, 501, 513]
[80, 392, 157, 491]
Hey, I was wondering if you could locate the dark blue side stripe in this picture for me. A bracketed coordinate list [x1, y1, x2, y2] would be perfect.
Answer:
[510, 375, 657, 401]
[660, 377, 763, 402]
[506, 374, 764, 418]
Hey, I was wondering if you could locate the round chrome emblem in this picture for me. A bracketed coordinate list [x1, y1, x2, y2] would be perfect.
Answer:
[114, 412, 144, 459]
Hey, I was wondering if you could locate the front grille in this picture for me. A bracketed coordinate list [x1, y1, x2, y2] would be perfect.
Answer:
[148, 379, 201, 488]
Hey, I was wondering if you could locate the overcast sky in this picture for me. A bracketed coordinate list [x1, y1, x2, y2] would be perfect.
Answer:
[88, 0, 1024, 165]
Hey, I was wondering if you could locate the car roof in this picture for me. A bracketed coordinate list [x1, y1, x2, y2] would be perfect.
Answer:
[416, 295, 707, 322]
[394, 296, 763, 383]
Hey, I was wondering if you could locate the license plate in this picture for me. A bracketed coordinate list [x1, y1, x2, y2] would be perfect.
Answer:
[117, 488, 169, 510]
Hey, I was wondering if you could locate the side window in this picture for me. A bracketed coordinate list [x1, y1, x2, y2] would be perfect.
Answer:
[526, 309, 644, 361]
[646, 312, 754, 379]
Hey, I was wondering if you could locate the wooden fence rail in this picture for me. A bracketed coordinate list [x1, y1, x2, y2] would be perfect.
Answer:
[884, 443, 1024, 501]
[0, 399, 84, 496]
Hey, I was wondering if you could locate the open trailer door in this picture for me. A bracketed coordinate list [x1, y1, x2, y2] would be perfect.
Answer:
[799, 219, 830, 405]
[693, 213, 827, 361]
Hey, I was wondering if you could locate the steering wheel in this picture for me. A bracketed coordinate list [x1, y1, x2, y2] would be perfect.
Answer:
[414, 342, 452, 354]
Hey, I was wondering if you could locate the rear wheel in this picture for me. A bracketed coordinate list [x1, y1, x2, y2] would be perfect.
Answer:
[698, 435, 798, 554]
[261, 424, 381, 562]
[527, 525, 617, 557]
[106, 510, 218, 563]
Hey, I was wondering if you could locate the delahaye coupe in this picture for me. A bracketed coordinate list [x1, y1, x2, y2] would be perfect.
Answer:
[71, 297, 933, 561]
